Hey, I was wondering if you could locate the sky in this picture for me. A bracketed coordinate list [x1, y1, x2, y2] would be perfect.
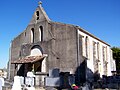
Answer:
[0, 0, 120, 68]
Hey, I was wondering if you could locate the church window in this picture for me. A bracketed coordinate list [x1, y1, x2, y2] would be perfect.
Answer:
[31, 28, 35, 43]
[93, 41, 98, 72]
[36, 11, 39, 20]
[39, 26, 43, 41]
[85, 36, 89, 58]
[103, 46, 107, 75]
[97, 42, 100, 60]
[25, 32, 26, 37]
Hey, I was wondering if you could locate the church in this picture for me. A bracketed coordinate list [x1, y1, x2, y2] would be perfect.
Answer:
[8, 2, 116, 87]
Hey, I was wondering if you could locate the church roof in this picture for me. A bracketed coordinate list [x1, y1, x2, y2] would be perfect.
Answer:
[50, 21, 110, 46]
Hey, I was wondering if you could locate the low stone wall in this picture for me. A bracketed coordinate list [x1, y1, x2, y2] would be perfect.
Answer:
[2, 86, 12, 90]
[35, 87, 46, 90]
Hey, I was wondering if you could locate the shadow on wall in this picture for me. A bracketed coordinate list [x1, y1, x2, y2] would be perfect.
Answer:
[17, 63, 33, 77]
[75, 59, 86, 86]
[17, 64, 25, 77]
[74, 58, 120, 89]
[75, 58, 101, 86]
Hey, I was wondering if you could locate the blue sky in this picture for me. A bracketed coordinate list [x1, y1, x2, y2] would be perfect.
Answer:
[0, 0, 120, 68]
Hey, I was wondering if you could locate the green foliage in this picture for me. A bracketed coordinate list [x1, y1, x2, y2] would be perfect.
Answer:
[112, 47, 120, 59]
[111, 47, 120, 72]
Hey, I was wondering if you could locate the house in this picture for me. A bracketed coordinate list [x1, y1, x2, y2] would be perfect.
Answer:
[8, 2, 116, 87]
[0, 69, 7, 78]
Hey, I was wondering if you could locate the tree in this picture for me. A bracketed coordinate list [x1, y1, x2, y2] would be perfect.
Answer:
[111, 47, 120, 74]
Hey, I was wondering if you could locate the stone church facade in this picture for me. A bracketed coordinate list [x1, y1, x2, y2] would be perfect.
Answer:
[8, 2, 116, 86]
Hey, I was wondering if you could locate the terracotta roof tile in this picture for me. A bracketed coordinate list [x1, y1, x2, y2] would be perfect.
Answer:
[11, 55, 44, 64]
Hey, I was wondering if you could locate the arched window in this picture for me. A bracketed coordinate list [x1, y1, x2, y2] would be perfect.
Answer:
[31, 45, 43, 56]
[93, 41, 98, 72]
[30, 45, 42, 72]
[31, 28, 34, 43]
[39, 26, 43, 41]
[81, 36, 85, 56]
[85, 36, 88, 58]
[36, 11, 39, 20]
[97, 42, 100, 60]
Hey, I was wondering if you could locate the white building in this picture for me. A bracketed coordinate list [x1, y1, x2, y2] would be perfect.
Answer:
[78, 28, 116, 77]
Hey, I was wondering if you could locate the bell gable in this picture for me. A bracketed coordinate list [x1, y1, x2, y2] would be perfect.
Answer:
[29, 2, 50, 25]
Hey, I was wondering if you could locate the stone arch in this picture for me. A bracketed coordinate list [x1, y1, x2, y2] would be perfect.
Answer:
[30, 45, 46, 73]
[30, 45, 43, 56]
